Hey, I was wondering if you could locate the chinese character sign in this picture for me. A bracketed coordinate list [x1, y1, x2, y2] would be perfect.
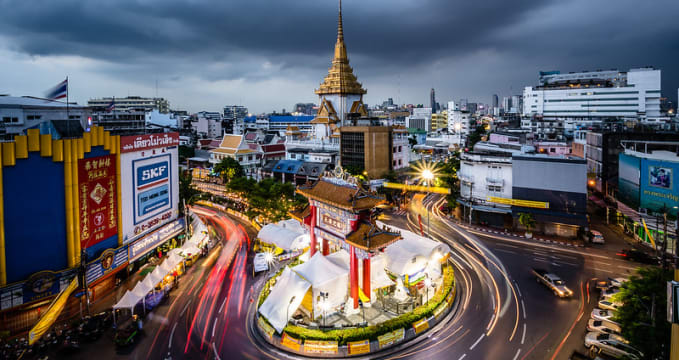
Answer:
[78, 155, 118, 249]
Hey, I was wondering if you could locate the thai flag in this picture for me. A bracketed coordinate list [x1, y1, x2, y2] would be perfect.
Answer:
[106, 98, 115, 112]
[46, 78, 68, 100]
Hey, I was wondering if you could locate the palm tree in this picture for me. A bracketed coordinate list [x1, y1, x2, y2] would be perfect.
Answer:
[518, 212, 536, 238]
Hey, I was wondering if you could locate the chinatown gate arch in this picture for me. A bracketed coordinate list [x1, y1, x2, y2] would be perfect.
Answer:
[291, 172, 400, 309]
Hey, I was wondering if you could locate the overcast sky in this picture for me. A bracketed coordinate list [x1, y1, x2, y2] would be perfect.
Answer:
[0, 0, 677, 114]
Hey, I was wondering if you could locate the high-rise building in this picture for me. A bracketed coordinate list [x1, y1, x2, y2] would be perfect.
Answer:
[430, 88, 437, 112]
[88, 96, 170, 113]
[502, 96, 512, 113]
[492, 94, 499, 109]
[340, 126, 392, 178]
[523, 68, 663, 125]
[223, 105, 248, 134]
[448, 110, 471, 135]
[293, 103, 316, 115]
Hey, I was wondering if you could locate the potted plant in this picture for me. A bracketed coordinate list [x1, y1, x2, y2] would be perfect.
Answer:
[518, 213, 536, 239]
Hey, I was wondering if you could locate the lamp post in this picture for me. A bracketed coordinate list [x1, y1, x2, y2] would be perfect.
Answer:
[286, 296, 296, 328]
[424, 275, 432, 305]
[422, 169, 434, 237]
[319, 291, 329, 327]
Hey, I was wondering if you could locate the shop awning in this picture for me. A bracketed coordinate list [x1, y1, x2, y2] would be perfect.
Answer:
[113, 291, 141, 310]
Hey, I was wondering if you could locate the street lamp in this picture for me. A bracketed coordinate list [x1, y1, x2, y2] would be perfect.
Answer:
[286, 296, 296, 328]
[319, 292, 330, 327]
[423, 276, 432, 304]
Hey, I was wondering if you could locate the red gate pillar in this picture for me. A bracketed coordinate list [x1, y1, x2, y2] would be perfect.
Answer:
[350, 246, 358, 309]
[362, 257, 371, 302]
[309, 205, 317, 256]
[322, 238, 329, 256]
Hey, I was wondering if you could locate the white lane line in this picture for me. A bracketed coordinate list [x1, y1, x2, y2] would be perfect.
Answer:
[168, 322, 177, 349]
[534, 257, 549, 263]
[592, 261, 612, 266]
[469, 334, 485, 350]
[494, 248, 517, 255]
[521, 323, 526, 345]
[555, 261, 578, 266]
[516, 285, 522, 298]
[219, 297, 228, 314]
[180, 300, 192, 317]
[498, 243, 519, 249]
[552, 262, 562, 267]
[212, 342, 221, 360]
[521, 300, 526, 320]
[513, 348, 522, 360]
[212, 317, 218, 338]
[457, 354, 467, 360]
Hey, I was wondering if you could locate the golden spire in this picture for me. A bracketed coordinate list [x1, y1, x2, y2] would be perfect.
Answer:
[315, 0, 366, 96]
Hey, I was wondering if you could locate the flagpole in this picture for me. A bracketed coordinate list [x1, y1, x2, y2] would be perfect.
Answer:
[66, 76, 70, 118]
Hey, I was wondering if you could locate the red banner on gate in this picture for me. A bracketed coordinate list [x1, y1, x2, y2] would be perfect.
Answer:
[78, 155, 118, 249]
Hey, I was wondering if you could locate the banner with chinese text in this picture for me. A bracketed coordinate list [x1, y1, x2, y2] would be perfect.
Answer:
[78, 155, 118, 249]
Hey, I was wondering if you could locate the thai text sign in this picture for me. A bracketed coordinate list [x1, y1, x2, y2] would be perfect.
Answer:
[78, 155, 118, 248]
[120, 132, 179, 153]
[303, 340, 338, 354]
[378, 328, 405, 348]
[128, 219, 184, 261]
[348, 340, 370, 355]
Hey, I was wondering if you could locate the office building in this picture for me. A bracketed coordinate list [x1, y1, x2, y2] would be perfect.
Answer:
[431, 110, 448, 132]
[88, 96, 170, 113]
[340, 126, 394, 178]
[192, 111, 223, 139]
[91, 110, 146, 136]
[0, 96, 90, 140]
[448, 110, 471, 135]
[492, 94, 499, 110]
[223, 105, 248, 134]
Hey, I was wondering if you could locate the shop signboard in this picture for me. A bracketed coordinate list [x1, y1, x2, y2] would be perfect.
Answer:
[0, 269, 77, 310]
[86, 245, 129, 285]
[128, 219, 184, 261]
[120, 133, 179, 244]
[640, 157, 679, 216]
[78, 155, 118, 249]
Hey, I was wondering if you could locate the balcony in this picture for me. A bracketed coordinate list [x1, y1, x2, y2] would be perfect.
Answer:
[485, 177, 504, 185]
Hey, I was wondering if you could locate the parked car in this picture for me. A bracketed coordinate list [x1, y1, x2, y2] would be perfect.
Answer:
[598, 300, 622, 311]
[616, 248, 658, 264]
[532, 268, 573, 298]
[591, 308, 618, 323]
[587, 319, 622, 336]
[590, 230, 605, 244]
[584, 332, 643, 359]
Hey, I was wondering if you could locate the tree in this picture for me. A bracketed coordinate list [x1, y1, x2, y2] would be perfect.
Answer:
[518, 213, 535, 234]
[612, 267, 672, 359]
[466, 125, 486, 150]
[178, 145, 195, 161]
[179, 170, 199, 213]
[439, 156, 461, 211]
[343, 164, 364, 177]
[214, 157, 244, 182]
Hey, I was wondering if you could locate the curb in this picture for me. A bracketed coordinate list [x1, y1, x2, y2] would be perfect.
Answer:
[454, 221, 585, 248]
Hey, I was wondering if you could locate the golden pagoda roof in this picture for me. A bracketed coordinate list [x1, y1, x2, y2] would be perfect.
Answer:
[315, 0, 367, 96]
[296, 179, 384, 211]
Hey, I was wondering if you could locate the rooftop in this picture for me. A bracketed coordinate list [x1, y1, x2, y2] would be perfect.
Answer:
[0, 96, 86, 108]
[296, 179, 384, 211]
[345, 222, 400, 251]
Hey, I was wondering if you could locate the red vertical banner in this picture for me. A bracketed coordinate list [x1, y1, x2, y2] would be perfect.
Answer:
[78, 155, 118, 249]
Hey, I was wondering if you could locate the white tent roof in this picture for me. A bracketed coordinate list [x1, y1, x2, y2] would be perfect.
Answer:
[368, 254, 395, 289]
[180, 244, 201, 256]
[258, 267, 311, 333]
[293, 252, 348, 287]
[377, 221, 450, 258]
[325, 249, 350, 271]
[142, 275, 159, 290]
[131, 281, 152, 298]
[167, 252, 183, 267]
[159, 258, 175, 274]
[258, 224, 310, 251]
[276, 219, 306, 234]
[113, 291, 141, 310]
[148, 267, 166, 285]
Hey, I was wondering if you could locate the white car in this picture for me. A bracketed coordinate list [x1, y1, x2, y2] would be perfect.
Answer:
[585, 332, 642, 359]
[598, 300, 622, 311]
[590, 230, 605, 244]
[608, 277, 628, 288]
[591, 308, 618, 323]
[587, 319, 622, 336]
[600, 287, 620, 300]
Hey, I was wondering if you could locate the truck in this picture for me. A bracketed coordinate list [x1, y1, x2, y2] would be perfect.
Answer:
[532, 268, 573, 298]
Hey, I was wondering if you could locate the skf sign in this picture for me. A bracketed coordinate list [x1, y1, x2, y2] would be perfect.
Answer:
[137, 162, 169, 188]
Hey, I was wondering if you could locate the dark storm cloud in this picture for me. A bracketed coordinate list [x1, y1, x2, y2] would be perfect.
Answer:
[0, 0, 677, 109]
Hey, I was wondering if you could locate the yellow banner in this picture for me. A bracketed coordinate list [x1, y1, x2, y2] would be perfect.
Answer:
[383, 182, 451, 195]
[304, 340, 338, 354]
[281, 333, 301, 351]
[258, 317, 275, 340]
[348, 340, 371, 355]
[378, 328, 405, 348]
[642, 219, 656, 249]
[487, 196, 549, 209]
[29, 276, 79, 345]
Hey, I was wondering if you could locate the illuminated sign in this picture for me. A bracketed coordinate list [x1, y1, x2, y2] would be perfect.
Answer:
[383, 182, 451, 195]
[120, 132, 179, 153]
[78, 155, 118, 249]
[487, 196, 549, 209]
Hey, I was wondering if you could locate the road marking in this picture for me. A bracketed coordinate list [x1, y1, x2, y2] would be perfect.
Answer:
[521, 323, 526, 345]
[521, 300, 526, 320]
[457, 354, 467, 360]
[533, 257, 549, 263]
[219, 297, 227, 314]
[498, 243, 519, 249]
[168, 322, 177, 349]
[180, 300, 192, 317]
[592, 261, 612, 266]
[469, 334, 484, 350]
[516, 285, 522, 298]
[513, 348, 522, 360]
[551, 262, 562, 267]
[212, 318, 218, 338]
[555, 260, 578, 266]
[494, 248, 517, 255]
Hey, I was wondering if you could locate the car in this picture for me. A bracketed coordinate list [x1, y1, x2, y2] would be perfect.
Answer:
[532, 268, 573, 297]
[584, 332, 643, 359]
[587, 319, 622, 336]
[608, 277, 628, 288]
[590, 230, 605, 244]
[600, 287, 620, 301]
[616, 248, 658, 264]
[591, 308, 618, 323]
[598, 299, 622, 311]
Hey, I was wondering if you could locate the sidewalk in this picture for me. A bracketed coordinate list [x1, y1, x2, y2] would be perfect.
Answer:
[455, 219, 586, 248]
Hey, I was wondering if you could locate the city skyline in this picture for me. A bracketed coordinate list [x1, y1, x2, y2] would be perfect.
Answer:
[0, 0, 678, 113]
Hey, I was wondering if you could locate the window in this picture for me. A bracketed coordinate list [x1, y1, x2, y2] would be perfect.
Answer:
[487, 185, 502, 192]
[398, 146, 402, 152]
[398, 159, 402, 165]
[2, 117, 10, 123]
[11, 117, 18, 123]
[549, 148, 555, 153]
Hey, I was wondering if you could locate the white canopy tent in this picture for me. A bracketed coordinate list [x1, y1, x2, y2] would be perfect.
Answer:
[113, 291, 141, 311]
[292, 252, 349, 318]
[257, 224, 310, 251]
[326, 250, 394, 300]
[258, 267, 311, 333]
[276, 218, 307, 235]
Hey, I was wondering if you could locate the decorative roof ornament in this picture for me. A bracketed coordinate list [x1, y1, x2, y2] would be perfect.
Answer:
[314, 0, 367, 96]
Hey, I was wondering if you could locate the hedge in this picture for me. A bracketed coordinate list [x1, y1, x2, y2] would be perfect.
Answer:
[281, 265, 455, 345]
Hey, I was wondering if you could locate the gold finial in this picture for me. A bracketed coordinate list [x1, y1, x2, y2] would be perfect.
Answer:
[338, 0, 344, 41]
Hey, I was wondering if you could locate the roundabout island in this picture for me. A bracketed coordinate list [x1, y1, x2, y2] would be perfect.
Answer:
[252, 174, 457, 357]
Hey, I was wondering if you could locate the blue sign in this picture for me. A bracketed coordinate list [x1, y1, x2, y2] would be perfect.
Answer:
[137, 161, 169, 187]
[86, 245, 129, 285]
[128, 219, 184, 261]
[133, 154, 173, 225]
[1, 269, 78, 310]
[640, 157, 679, 217]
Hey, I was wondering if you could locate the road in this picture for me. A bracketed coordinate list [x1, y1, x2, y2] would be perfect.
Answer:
[382, 193, 644, 360]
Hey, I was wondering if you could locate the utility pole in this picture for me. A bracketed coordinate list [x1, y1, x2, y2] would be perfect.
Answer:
[671, 208, 679, 360]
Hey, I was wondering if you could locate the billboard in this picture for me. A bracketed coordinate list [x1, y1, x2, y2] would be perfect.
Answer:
[618, 153, 641, 209]
[640, 157, 679, 216]
[121, 133, 180, 244]
[85, 245, 128, 285]
[78, 155, 118, 249]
